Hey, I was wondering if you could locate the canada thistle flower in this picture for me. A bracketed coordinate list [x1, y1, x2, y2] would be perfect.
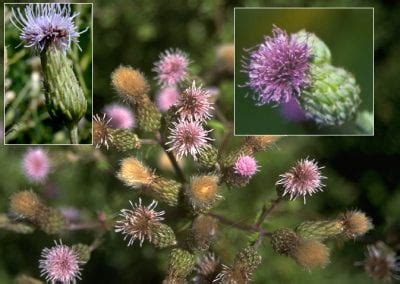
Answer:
[22, 148, 51, 182]
[153, 49, 189, 86]
[276, 158, 325, 203]
[39, 240, 82, 283]
[176, 81, 214, 121]
[156, 87, 180, 112]
[244, 26, 311, 105]
[10, 3, 87, 52]
[104, 104, 135, 129]
[115, 199, 164, 246]
[340, 210, 373, 238]
[357, 242, 400, 282]
[233, 155, 260, 177]
[166, 120, 212, 160]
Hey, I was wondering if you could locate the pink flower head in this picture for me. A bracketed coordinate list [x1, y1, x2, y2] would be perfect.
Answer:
[22, 148, 51, 182]
[276, 158, 325, 203]
[153, 49, 189, 86]
[280, 97, 308, 122]
[104, 104, 135, 129]
[156, 87, 180, 112]
[39, 240, 82, 283]
[166, 119, 212, 160]
[234, 155, 260, 177]
[176, 81, 214, 121]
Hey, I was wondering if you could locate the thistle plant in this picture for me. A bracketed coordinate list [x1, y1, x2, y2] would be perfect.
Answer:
[10, 4, 89, 144]
[243, 25, 370, 129]
[2, 47, 378, 283]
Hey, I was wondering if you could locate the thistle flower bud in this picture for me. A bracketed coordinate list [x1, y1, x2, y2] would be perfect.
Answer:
[294, 30, 331, 65]
[41, 45, 87, 127]
[10, 190, 43, 218]
[186, 175, 221, 213]
[299, 64, 361, 126]
[292, 239, 330, 269]
[270, 228, 300, 256]
[93, 114, 141, 151]
[296, 220, 344, 240]
[245, 136, 280, 153]
[167, 248, 196, 280]
[111, 66, 150, 101]
[234, 246, 262, 275]
[189, 215, 219, 251]
[135, 96, 162, 133]
[150, 177, 181, 206]
[36, 207, 67, 235]
[117, 157, 156, 188]
[339, 210, 373, 239]
[197, 145, 218, 168]
[151, 223, 178, 248]
[71, 244, 91, 264]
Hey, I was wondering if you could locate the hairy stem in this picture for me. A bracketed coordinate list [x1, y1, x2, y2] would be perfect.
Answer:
[69, 125, 79, 144]
[157, 132, 186, 182]
[255, 196, 283, 228]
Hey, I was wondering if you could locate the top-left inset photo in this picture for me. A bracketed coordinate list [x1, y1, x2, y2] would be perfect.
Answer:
[4, 3, 93, 144]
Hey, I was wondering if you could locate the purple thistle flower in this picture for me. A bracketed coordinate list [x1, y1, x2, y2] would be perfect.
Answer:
[115, 199, 165, 247]
[280, 97, 308, 122]
[156, 87, 180, 112]
[244, 26, 311, 105]
[233, 155, 260, 177]
[22, 148, 51, 182]
[153, 49, 189, 86]
[10, 3, 88, 52]
[104, 104, 136, 129]
[166, 119, 212, 160]
[276, 158, 325, 203]
[39, 240, 82, 283]
[176, 81, 214, 121]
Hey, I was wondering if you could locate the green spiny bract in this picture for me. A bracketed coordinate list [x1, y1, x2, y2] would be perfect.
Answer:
[299, 64, 361, 126]
[108, 128, 141, 151]
[294, 30, 331, 65]
[296, 220, 344, 240]
[151, 223, 177, 248]
[234, 246, 262, 275]
[166, 248, 196, 279]
[149, 177, 182, 207]
[270, 228, 300, 256]
[198, 145, 218, 168]
[72, 243, 92, 264]
[135, 96, 162, 132]
[40, 46, 87, 128]
[36, 207, 66, 235]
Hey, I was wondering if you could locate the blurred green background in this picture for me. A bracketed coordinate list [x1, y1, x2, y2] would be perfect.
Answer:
[4, 3, 92, 144]
[235, 8, 373, 135]
[1, 0, 399, 283]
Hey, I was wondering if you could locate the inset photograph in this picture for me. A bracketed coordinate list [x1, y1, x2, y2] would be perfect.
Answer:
[235, 8, 373, 135]
[4, 3, 93, 144]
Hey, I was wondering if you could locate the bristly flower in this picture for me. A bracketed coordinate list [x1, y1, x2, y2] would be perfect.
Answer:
[194, 253, 221, 283]
[104, 104, 136, 129]
[233, 155, 260, 177]
[276, 158, 325, 203]
[166, 120, 212, 160]
[93, 114, 113, 149]
[156, 87, 180, 112]
[11, 4, 88, 52]
[176, 81, 214, 121]
[357, 242, 400, 282]
[153, 49, 189, 86]
[39, 240, 82, 284]
[243, 25, 311, 105]
[115, 199, 165, 246]
[22, 148, 51, 182]
[280, 97, 308, 122]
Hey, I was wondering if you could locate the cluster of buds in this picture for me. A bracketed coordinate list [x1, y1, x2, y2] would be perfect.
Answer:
[270, 210, 373, 270]
[9, 190, 66, 234]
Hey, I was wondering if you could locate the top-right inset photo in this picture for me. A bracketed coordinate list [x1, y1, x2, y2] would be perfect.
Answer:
[235, 8, 374, 136]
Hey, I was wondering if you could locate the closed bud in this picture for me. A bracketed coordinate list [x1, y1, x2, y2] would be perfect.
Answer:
[300, 64, 361, 126]
[223, 168, 251, 188]
[190, 215, 219, 251]
[135, 96, 162, 133]
[111, 66, 150, 102]
[36, 207, 66, 235]
[167, 249, 196, 279]
[41, 46, 87, 127]
[339, 210, 373, 239]
[151, 223, 177, 248]
[221, 145, 254, 168]
[117, 157, 156, 188]
[197, 145, 218, 168]
[186, 175, 221, 213]
[292, 239, 330, 269]
[10, 190, 43, 219]
[296, 220, 344, 240]
[270, 228, 300, 256]
[72, 243, 91, 264]
[0, 214, 35, 234]
[234, 246, 262, 275]
[150, 177, 182, 207]
[294, 30, 331, 65]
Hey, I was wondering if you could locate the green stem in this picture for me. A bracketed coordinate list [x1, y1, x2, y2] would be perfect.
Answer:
[69, 125, 79, 144]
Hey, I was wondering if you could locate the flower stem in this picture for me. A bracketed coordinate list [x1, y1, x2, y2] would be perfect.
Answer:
[69, 125, 79, 144]
[255, 196, 283, 228]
